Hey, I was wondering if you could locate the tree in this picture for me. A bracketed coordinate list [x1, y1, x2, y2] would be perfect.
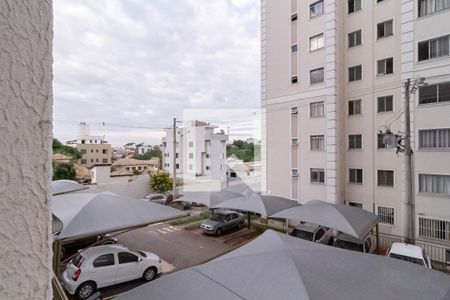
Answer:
[52, 138, 81, 160]
[227, 139, 260, 162]
[53, 162, 76, 180]
[149, 172, 173, 193]
[133, 147, 162, 168]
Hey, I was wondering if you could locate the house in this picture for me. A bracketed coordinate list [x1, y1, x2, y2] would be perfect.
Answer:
[111, 157, 159, 175]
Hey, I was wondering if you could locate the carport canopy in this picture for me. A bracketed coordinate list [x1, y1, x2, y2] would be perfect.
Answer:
[52, 192, 187, 242]
[271, 200, 380, 239]
[51, 179, 88, 195]
[118, 230, 450, 300]
[174, 190, 244, 208]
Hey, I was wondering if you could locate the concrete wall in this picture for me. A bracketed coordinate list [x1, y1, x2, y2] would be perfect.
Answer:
[0, 1, 53, 299]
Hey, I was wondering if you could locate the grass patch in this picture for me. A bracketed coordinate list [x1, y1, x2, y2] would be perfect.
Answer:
[168, 211, 211, 226]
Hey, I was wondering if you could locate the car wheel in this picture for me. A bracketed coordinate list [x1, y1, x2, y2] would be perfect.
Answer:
[143, 267, 157, 282]
[216, 228, 222, 236]
[76, 281, 96, 300]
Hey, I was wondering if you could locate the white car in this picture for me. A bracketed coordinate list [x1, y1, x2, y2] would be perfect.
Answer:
[62, 244, 162, 299]
[290, 222, 334, 245]
[387, 242, 432, 268]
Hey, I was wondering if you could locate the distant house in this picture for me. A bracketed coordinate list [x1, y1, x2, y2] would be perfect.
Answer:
[111, 157, 159, 175]
[52, 153, 72, 163]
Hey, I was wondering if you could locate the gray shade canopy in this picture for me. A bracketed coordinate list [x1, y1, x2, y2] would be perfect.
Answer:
[271, 200, 380, 239]
[213, 194, 300, 217]
[51, 180, 88, 195]
[224, 182, 258, 196]
[52, 192, 186, 241]
[118, 230, 450, 300]
[174, 190, 243, 208]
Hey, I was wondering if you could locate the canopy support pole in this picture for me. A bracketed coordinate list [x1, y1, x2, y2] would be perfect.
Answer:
[52, 240, 62, 276]
[376, 223, 380, 255]
[247, 212, 251, 229]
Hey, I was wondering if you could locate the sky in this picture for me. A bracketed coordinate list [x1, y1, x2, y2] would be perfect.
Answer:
[53, 0, 261, 147]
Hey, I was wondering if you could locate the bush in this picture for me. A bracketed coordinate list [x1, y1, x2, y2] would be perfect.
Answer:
[149, 171, 173, 193]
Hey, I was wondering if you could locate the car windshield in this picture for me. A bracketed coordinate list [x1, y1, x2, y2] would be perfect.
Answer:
[291, 229, 314, 241]
[71, 254, 85, 268]
[389, 253, 425, 266]
[210, 214, 226, 222]
[334, 239, 363, 252]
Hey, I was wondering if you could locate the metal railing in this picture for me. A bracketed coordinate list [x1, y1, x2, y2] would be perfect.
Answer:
[52, 274, 68, 300]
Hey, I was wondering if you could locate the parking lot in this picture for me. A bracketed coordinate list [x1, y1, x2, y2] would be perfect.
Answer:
[85, 220, 260, 299]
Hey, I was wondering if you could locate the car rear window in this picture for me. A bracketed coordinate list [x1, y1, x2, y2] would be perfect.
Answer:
[72, 254, 85, 268]
[291, 229, 314, 241]
[334, 239, 363, 252]
[389, 253, 425, 266]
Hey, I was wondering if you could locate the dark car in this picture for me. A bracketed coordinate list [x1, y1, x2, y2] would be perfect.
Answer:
[200, 211, 245, 235]
[333, 233, 376, 253]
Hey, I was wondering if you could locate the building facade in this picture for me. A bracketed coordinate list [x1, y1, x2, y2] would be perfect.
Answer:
[67, 122, 112, 168]
[162, 120, 228, 183]
[263, 0, 450, 256]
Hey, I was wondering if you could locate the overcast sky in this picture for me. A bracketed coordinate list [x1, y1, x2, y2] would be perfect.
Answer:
[53, 0, 261, 147]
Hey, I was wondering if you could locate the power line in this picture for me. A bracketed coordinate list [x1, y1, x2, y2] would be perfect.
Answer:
[54, 119, 167, 131]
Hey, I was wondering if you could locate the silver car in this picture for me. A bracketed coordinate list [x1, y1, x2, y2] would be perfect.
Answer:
[200, 211, 245, 235]
[290, 222, 334, 245]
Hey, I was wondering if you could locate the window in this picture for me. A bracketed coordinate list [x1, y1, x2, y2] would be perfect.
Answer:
[205, 166, 210, 171]
[310, 135, 325, 151]
[93, 254, 115, 268]
[292, 169, 299, 177]
[419, 0, 450, 17]
[102, 149, 108, 154]
[102, 158, 108, 163]
[126, 167, 130, 171]
[419, 174, 450, 196]
[118, 252, 139, 264]
[138, 166, 142, 171]
[348, 99, 362, 115]
[418, 35, 450, 61]
[189, 164, 192, 170]
[95, 158, 99, 162]
[419, 82, 450, 104]
[91, 149, 93, 153]
[206, 154, 210, 158]
[176, 163, 179, 169]
[310, 0, 324, 18]
[189, 153, 193, 159]
[310, 168, 325, 183]
[348, 65, 362, 81]
[377, 57, 393, 75]
[348, 0, 361, 13]
[377, 20, 393, 39]
[310, 101, 324, 117]
[95, 149, 99, 153]
[81, 159, 87, 164]
[348, 30, 362, 48]
[91, 159, 94, 163]
[349, 202, 363, 208]
[377, 170, 394, 187]
[189, 141, 193, 147]
[377, 133, 396, 149]
[377, 0, 385, 2]
[419, 217, 450, 241]
[377, 206, 395, 225]
[291, 13, 298, 22]
[348, 134, 362, 149]
[80, 149, 86, 154]
[310, 33, 324, 51]
[175, 153, 179, 158]
[291, 138, 299, 146]
[291, 76, 298, 84]
[310, 67, 324, 84]
[349, 168, 363, 184]
[132, 166, 136, 170]
[377, 95, 393, 112]
[291, 44, 298, 53]
[419, 129, 450, 149]
[291, 106, 298, 115]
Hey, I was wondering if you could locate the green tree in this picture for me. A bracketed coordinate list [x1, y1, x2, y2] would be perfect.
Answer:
[133, 147, 162, 168]
[227, 140, 260, 162]
[53, 162, 76, 180]
[52, 138, 81, 160]
[150, 172, 173, 193]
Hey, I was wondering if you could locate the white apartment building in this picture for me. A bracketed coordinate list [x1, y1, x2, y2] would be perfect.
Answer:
[262, 0, 450, 257]
[162, 120, 228, 183]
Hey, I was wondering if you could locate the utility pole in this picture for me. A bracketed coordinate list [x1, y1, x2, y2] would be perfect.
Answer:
[172, 118, 177, 200]
[404, 78, 415, 244]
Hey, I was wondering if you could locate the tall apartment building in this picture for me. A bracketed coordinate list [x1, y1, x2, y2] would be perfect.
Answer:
[67, 122, 112, 168]
[162, 120, 228, 182]
[262, 0, 450, 255]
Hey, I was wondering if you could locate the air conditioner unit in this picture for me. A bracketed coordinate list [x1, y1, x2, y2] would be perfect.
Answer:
[291, 169, 299, 177]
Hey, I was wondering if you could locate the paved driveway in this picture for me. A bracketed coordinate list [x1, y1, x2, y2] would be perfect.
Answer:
[89, 221, 260, 299]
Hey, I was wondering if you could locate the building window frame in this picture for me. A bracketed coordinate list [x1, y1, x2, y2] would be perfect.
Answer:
[349, 168, 363, 184]
[418, 0, 450, 17]
[377, 206, 395, 225]
[309, 33, 324, 52]
[310, 168, 325, 184]
[348, 134, 362, 149]
[418, 128, 450, 149]
[377, 57, 394, 76]
[419, 174, 450, 196]
[419, 216, 450, 241]
[348, 99, 362, 115]
[310, 0, 324, 18]
[377, 170, 394, 187]
[348, 0, 362, 14]
[348, 29, 362, 48]
[310, 67, 325, 84]
[348, 65, 362, 82]
[419, 81, 450, 104]
[377, 19, 393, 39]
[310, 101, 325, 118]
[310, 135, 325, 151]
[377, 95, 394, 113]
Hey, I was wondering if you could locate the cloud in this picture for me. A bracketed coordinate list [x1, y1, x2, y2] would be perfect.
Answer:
[53, 0, 260, 146]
